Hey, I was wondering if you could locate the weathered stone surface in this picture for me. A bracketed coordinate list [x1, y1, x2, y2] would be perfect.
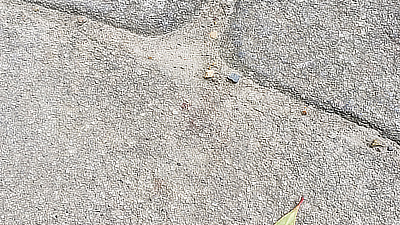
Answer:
[1, 1, 400, 224]
[22, 0, 205, 35]
[222, 0, 400, 144]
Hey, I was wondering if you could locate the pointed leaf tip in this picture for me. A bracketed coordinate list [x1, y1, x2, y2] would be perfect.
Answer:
[274, 197, 304, 225]
[296, 196, 304, 208]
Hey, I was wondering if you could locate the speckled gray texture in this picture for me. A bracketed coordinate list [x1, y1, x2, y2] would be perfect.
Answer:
[1, 0, 400, 224]
[222, 0, 400, 145]
[21, 0, 205, 35]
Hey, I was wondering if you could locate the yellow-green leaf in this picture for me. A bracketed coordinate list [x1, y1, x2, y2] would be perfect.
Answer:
[274, 197, 304, 225]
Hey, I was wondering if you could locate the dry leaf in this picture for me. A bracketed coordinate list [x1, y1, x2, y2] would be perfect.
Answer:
[274, 197, 304, 225]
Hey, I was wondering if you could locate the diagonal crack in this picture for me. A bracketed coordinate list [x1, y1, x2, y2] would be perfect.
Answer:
[234, 63, 400, 147]
[19, 0, 400, 146]
[21, 0, 205, 36]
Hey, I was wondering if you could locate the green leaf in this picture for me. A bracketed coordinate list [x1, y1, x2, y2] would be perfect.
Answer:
[274, 197, 304, 225]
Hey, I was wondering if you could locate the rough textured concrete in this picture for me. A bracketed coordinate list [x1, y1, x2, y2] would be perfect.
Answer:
[22, 0, 206, 35]
[221, 0, 400, 145]
[1, 0, 399, 224]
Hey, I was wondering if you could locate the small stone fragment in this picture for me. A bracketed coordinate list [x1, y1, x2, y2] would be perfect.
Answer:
[301, 107, 307, 115]
[387, 146, 394, 151]
[208, 63, 215, 70]
[204, 69, 215, 78]
[181, 102, 189, 110]
[210, 31, 218, 39]
[77, 17, 87, 25]
[369, 139, 384, 148]
[228, 73, 240, 83]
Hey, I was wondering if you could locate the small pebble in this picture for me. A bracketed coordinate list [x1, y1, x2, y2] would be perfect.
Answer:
[204, 69, 215, 78]
[301, 108, 307, 115]
[369, 139, 384, 148]
[387, 146, 394, 151]
[228, 73, 240, 83]
[210, 31, 218, 39]
[77, 17, 87, 25]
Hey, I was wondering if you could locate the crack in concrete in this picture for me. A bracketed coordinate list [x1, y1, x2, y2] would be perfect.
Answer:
[20, 0, 400, 146]
[21, 0, 205, 36]
[220, 0, 400, 147]
[235, 64, 400, 146]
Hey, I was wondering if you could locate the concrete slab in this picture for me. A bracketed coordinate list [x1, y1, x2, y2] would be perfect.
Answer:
[1, 0, 399, 224]
[221, 0, 400, 145]
[22, 0, 206, 35]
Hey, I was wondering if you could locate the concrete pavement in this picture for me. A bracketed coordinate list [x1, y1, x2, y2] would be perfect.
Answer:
[1, 0, 399, 224]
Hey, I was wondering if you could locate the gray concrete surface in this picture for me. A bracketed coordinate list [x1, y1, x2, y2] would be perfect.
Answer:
[222, 0, 400, 145]
[22, 0, 205, 35]
[0, 0, 399, 224]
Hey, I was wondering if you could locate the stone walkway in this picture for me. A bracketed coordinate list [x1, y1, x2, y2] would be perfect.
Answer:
[1, 0, 399, 224]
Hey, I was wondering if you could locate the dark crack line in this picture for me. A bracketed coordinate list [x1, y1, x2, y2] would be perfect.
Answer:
[232, 63, 400, 147]
[219, 0, 400, 147]
[21, 0, 131, 32]
[18, 0, 400, 146]
[20, 0, 205, 36]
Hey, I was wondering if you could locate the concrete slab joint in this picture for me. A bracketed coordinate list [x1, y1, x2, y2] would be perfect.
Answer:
[1, 0, 399, 224]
